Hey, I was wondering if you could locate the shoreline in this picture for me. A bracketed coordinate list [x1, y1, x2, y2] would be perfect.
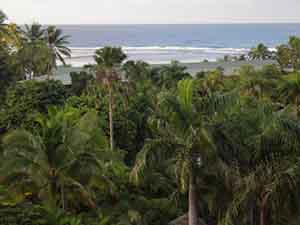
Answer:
[65, 46, 250, 67]
[52, 60, 277, 85]
[171, 59, 276, 75]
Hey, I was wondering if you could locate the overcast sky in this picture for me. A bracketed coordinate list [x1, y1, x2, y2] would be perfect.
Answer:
[2, 0, 300, 24]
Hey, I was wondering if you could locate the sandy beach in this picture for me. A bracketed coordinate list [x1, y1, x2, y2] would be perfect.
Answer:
[156, 59, 276, 75]
[51, 60, 277, 85]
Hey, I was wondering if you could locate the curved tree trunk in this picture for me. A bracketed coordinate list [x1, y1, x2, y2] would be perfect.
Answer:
[189, 170, 198, 225]
[260, 192, 270, 225]
[109, 86, 114, 150]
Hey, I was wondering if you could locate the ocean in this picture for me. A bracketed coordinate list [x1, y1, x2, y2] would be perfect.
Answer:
[58, 24, 300, 66]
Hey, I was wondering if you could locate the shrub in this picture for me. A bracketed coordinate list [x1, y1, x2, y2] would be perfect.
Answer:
[0, 203, 45, 225]
[259, 64, 281, 77]
[70, 71, 94, 96]
[0, 80, 68, 132]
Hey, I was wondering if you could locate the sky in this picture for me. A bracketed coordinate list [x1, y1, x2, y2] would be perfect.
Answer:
[2, 0, 300, 24]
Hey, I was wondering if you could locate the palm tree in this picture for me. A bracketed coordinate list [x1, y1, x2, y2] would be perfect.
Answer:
[211, 99, 300, 225]
[16, 40, 53, 79]
[94, 46, 127, 150]
[0, 10, 6, 22]
[221, 159, 300, 225]
[0, 10, 20, 47]
[45, 26, 71, 71]
[196, 69, 225, 96]
[21, 24, 71, 78]
[279, 73, 300, 117]
[238, 65, 278, 100]
[240, 74, 277, 100]
[22, 23, 45, 42]
[157, 61, 191, 89]
[249, 43, 270, 61]
[1, 106, 109, 209]
[0, 10, 7, 36]
[288, 36, 300, 72]
[132, 79, 230, 225]
[122, 60, 151, 82]
[276, 44, 291, 73]
[20, 23, 48, 79]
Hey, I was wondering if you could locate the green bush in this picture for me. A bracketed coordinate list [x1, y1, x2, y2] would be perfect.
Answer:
[70, 71, 94, 96]
[0, 80, 68, 132]
[0, 203, 45, 225]
[259, 64, 281, 77]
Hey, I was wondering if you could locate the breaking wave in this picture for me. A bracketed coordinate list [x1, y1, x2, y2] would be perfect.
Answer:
[69, 46, 250, 58]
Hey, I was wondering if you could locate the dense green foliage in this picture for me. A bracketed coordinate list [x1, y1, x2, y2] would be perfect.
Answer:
[1, 10, 300, 225]
[0, 80, 67, 132]
[70, 71, 93, 96]
[0, 46, 20, 101]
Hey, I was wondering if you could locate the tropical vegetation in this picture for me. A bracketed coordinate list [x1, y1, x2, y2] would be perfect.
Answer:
[1, 10, 300, 225]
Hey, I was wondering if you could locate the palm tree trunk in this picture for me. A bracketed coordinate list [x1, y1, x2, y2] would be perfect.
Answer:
[49, 178, 57, 208]
[189, 170, 198, 225]
[47, 69, 52, 80]
[61, 183, 65, 211]
[29, 71, 33, 80]
[295, 96, 299, 118]
[47, 57, 56, 80]
[109, 86, 114, 150]
[47, 64, 53, 80]
[293, 61, 297, 72]
[260, 192, 270, 225]
[249, 200, 255, 225]
[279, 64, 285, 74]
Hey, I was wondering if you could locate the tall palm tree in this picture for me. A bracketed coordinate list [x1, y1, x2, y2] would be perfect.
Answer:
[131, 79, 237, 225]
[22, 23, 45, 42]
[1, 106, 109, 209]
[45, 26, 71, 70]
[16, 40, 53, 79]
[94, 46, 127, 150]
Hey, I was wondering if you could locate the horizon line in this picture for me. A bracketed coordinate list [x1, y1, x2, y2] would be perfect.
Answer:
[16, 22, 300, 26]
